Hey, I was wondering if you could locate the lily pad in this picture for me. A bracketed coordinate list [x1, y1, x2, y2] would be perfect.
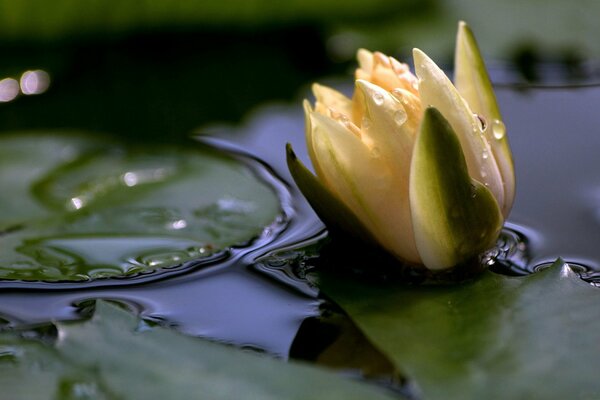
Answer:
[0, 300, 398, 400]
[318, 259, 600, 399]
[0, 132, 282, 281]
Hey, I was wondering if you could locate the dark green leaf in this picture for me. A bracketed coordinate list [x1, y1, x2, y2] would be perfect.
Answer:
[0, 133, 280, 281]
[0, 301, 398, 400]
[319, 259, 600, 399]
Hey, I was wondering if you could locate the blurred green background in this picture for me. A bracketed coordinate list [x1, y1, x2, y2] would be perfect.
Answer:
[0, 0, 598, 142]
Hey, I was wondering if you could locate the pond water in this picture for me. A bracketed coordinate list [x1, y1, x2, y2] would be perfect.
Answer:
[0, 80, 599, 397]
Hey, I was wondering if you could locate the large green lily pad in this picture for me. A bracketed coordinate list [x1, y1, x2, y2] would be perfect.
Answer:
[319, 259, 600, 399]
[0, 300, 397, 400]
[0, 132, 281, 281]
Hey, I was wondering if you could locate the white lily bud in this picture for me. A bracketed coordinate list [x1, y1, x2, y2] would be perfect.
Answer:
[288, 22, 513, 271]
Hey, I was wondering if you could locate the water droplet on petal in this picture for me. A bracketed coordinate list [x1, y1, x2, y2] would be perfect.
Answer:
[482, 149, 489, 160]
[393, 109, 407, 125]
[361, 116, 371, 129]
[474, 113, 487, 131]
[372, 92, 384, 105]
[470, 184, 477, 198]
[492, 119, 506, 140]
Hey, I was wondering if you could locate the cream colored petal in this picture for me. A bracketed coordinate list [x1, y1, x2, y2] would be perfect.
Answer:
[350, 80, 421, 263]
[413, 48, 504, 210]
[308, 110, 383, 235]
[356, 48, 374, 72]
[455, 21, 515, 216]
[354, 80, 416, 161]
[390, 88, 423, 136]
[390, 57, 420, 96]
[303, 99, 328, 184]
[312, 83, 353, 118]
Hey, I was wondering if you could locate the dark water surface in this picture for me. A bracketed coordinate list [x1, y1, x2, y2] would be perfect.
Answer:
[1, 82, 600, 397]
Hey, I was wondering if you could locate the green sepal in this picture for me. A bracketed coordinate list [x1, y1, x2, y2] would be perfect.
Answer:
[286, 143, 379, 247]
[455, 21, 515, 216]
[409, 107, 503, 270]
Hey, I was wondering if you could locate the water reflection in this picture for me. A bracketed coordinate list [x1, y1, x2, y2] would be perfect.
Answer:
[0, 78, 19, 102]
[0, 267, 319, 359]
[499, 85, 600, 270]
[0, 70, 50, 103]
[20, 70, 50, 95]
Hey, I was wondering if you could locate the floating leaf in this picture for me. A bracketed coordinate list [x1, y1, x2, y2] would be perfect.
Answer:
[318, 259, 600, 399]
[0, 133, 281, 281]
[0, 301, 398, 400]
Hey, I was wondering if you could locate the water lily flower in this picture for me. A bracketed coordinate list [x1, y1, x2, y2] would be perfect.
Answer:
[286, 22, 515, 271]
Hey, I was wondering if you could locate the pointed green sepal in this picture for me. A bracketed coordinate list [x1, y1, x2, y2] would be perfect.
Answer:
[455, 21, 515, 216]
[286, 143, 379, 247]
[409, 108, 503, 270]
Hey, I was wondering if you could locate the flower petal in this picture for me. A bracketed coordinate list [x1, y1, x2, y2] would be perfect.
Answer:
[312, 83, 353, 118]
[307, 108, 382, 232]
[303, 99, 327, 182]
[286, 143, 379, 246]
[350, 80, 421, 263]
[309, 105, 420, 263]
[410, 108, 503, 270]
[413, 48, 505, 211]
[356, 48, 374, 73]
[455, 21, 515, 216]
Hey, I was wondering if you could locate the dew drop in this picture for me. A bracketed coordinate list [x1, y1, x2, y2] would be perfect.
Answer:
[361, 116, 371, 129]
[481, 169, 487, 178]
[393, 109, 407, 125]
[372, 92, 384, 105]
[492, 119, 506, 140]
[482, 149, 489, 160]
[474, 114, 487, 131]
[470, 185, 477, 198]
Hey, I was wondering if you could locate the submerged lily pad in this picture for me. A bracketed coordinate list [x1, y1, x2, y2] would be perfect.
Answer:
[0, 300, 397, 400]
[319, 259, 600, 399]
[0, 132, 282, 281]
